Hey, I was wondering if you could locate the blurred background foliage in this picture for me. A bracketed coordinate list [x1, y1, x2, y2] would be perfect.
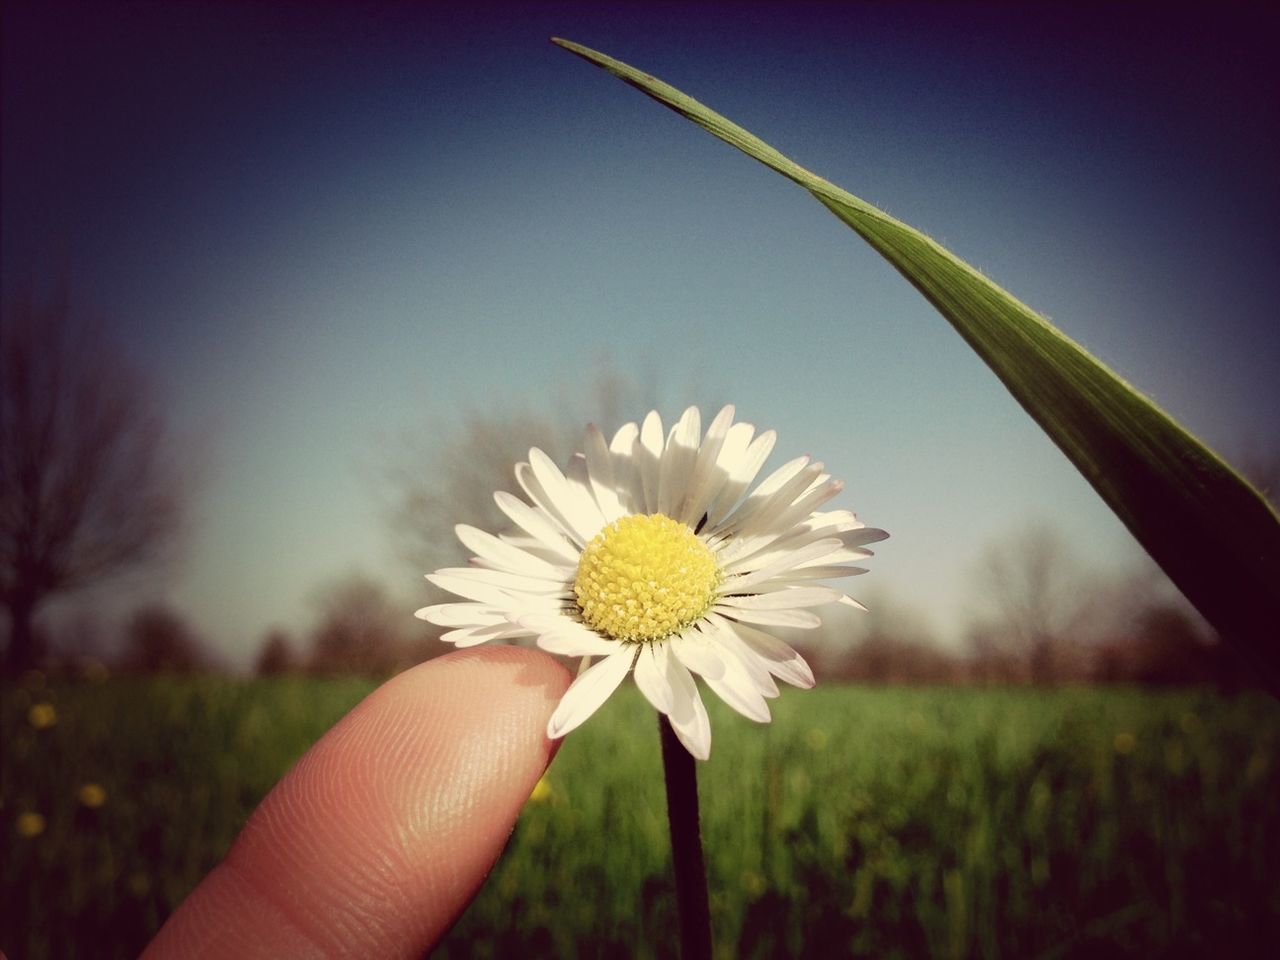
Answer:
[4, 676, 1277, 958]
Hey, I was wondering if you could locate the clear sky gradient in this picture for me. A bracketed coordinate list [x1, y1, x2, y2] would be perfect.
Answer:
[4, 1, 1277, 664]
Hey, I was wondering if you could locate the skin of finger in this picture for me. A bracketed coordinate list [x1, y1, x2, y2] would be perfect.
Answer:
[142, 646, 572, 959]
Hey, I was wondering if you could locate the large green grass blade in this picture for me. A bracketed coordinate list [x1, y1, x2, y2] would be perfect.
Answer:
[552, 38, 1280, 688]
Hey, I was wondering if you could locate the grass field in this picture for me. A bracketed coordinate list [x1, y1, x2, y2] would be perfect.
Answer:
[3, 674, 1278, 958]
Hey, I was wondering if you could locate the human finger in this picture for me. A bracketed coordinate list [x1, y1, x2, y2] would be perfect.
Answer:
[142, 645, 571, 958]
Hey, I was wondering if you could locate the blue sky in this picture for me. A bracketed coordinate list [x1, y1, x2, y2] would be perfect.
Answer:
[4, 2, 1277, 664]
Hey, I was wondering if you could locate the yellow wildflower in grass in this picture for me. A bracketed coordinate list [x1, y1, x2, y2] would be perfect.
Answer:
[79, 783, 108, 808]
[1113, 732, 1136, 755]
[17, 812, 46, 838]
[28, 702, 57, 729]
[529, 777, 553, 803]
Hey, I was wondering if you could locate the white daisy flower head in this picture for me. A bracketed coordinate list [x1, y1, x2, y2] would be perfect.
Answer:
[415, 406, 887, 760]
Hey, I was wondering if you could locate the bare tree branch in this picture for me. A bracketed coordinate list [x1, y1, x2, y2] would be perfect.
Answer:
[970, 523, 1087, 684]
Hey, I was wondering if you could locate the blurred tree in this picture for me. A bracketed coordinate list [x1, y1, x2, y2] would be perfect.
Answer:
[971, 523, 1087, 685]
[381, 365, 657, 579]
[307, 573, 413, 676]
[118, 604, 208, 673]
[386, 409, 571, 577]
[1, 290, 184, 672]
[1091, 603, 1242, 686]
[1127, 605, 1218, 684]
[1081, 552, 1256, 688]
[836, 594, 959, 684]
[964, 620, 1024, 685]
[254, 628, 297, 676]
[1082, 551, 1254, 686]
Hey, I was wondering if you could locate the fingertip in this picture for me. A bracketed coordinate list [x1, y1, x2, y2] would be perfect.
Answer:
[145, 646, 571, 959]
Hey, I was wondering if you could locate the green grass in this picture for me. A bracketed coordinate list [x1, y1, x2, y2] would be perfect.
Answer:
[3, 676, 1278, 958]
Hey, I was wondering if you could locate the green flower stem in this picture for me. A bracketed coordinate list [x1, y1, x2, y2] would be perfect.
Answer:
[659, 714, 712, 959]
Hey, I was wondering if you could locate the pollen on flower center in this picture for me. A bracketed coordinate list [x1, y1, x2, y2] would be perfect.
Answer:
[574, 513, 720, 643]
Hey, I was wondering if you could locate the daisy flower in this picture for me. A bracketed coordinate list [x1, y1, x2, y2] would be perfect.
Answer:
[415, 406, 886, 759]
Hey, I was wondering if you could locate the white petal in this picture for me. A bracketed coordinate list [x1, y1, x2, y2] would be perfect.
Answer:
[609, 421, 644, 515]
[431, 567, 569, 596]
[565, 452, 602, 529]
[426, 572, 519, 607]
[695, 625, 771, 721]
[676, 404, 734, 526]
[747, 462, 828, 526]
[716, 586, 844, 610]
[726, 475, 846, 556]
[441, 623, 532, 647]
[750, 455, 813, 498]
[713, 606, 823, 629]
[665, 656, 711, 760]
[566, 451, 602, 516]
[765, 476, 845, 535]
[669, 629, 727, 680]
[536, 631, 621, 657]
[707, 420, 753, 481]
[659, 406, 700, 518]
[493, 491, 580, 563]
[737, 518, 876, 567]
[498, 533, 576, 567]
[703, 615, 780, 698]
[456, 524, 567, 578]
[706, 428, 775, 528]
[547, 649, 636, 739]
[778, 564, 869, 580]
[636, 411, 664, 514]
[812, 507, 858, 523]
[583, 423, 625, 522]
[633, 642, 673, 713]
[610, 420, 639, 451]
[529, 448, 607, 544]
[778, 511, 860, 541]
[721, 537, 844, 585]
[705, 673, 772, 721]
[515, 462, 585, 546]
[719, 459, 821, 538]
[811, 548, 874, 565]
[841, 526, 890, 547]
[720, 619, 815, 688]
[521, 615, 620, 656]
[710, 454, 810, 538]
[414, 602, 508, 627]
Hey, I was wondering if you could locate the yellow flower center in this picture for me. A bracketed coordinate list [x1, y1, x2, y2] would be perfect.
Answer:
[574, 513, 720, 643]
